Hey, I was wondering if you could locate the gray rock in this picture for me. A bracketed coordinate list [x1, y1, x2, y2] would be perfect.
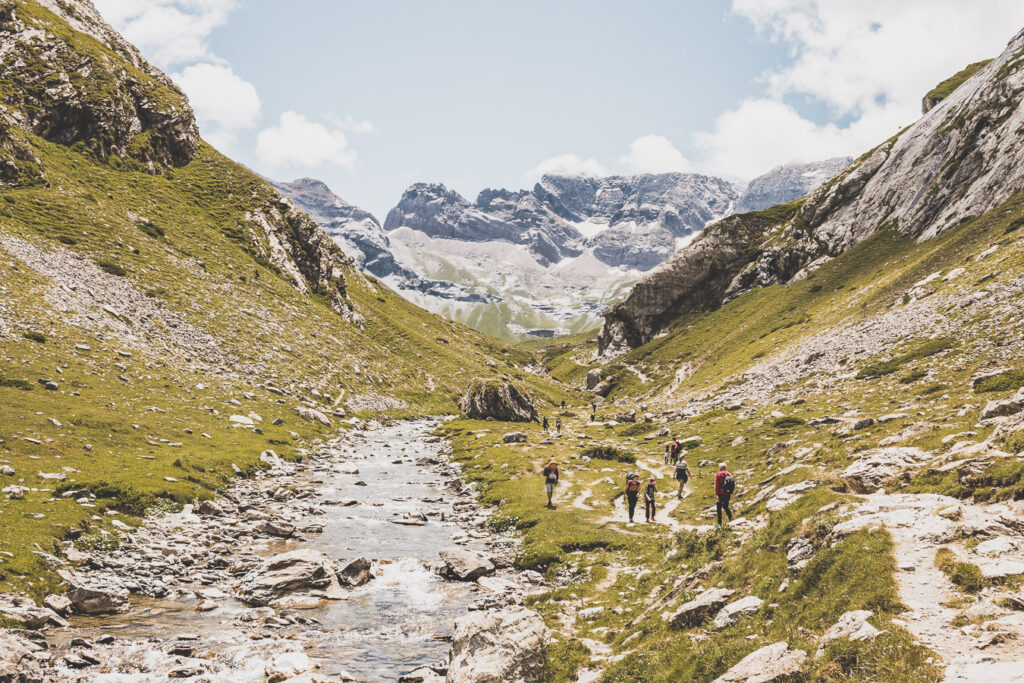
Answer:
[713, 595, 764, 628]
[447, 606, 548, 683]
[439, 548, 495, 582]
[43, 593, 73, 616]
[260, 520, 295, 538]
[669, 587, 736, 629]
[0, 593, 65, 628]
[502, 432, 527, 444]
[57, 569, 130, 614]
[295, 406, 332, 426]
[735, 158, 852, 213]
[585, 368, 603, 390]
[0, 629, 44, 681]
[816, 610, 881, 656]
[337, 557, 373, 587]
[981, 388, 1024, 420]
[237, 549, 340, 606]
[713, 641, 808, 683]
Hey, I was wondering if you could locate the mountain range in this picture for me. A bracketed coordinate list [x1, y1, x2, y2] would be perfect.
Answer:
[276, 159, 850, 341]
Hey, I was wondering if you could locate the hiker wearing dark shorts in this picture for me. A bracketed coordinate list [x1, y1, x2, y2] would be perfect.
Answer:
[714, 463, 734, 525]
[543, 459, 559, 507]
[542, 416, 549, 432]
[644, 476, 657, 522]
[624, 473, 640, 523]
[674, 458, 689, 499]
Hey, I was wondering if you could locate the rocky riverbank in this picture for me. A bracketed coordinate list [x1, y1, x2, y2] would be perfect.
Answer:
[0, 419, 550, 682]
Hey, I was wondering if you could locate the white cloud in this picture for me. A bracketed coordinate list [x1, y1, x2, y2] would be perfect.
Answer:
[93, 0, 237, 67]
[619, 134, 693, 174]
[696, 0, 1024, 178]
[172, 63, 260, 150]
[327, 115, 378, 135]
[256, 112, 357, 170]
[522, 153, 607, 184]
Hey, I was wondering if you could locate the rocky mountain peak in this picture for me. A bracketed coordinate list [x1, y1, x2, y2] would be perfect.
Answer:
[0, 0, 200, 182]
[599, 25, 1024, 356]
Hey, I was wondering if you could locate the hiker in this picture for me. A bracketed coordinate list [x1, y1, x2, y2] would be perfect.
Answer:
[555, 417, 562, 435]
[624, 473, 641, 523]
[670, 438, 682, 464]
[543, 459, 559, 507]
[590, 411, 596, 422]
[674, 456, 689, 499]
[664, 443, 671, 464]
[542, 416, 549, 432]
[561, 400, 566, 408]
[644, 476, 658, 522]
[714, 462, 735, 525]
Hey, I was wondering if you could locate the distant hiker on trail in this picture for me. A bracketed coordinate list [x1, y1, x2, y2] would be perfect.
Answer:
[561, 400, 566, 408]
[555, 417, 562, 435]
[543, 459, 559, 507]
[542, 416, 549, 432]
[624, 473, 641, 523]
[714, 462, 735, 525]
[664, 443, 671, 464]
[644, 476, 658, 522]
[674, 457, 689, 499]
[670, 438, 682, 464]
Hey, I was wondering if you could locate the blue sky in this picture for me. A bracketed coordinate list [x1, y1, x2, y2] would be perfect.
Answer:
[93, 1, 1024, 219]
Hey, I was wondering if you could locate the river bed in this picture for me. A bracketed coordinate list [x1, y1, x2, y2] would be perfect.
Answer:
[41, 419, 526, 681]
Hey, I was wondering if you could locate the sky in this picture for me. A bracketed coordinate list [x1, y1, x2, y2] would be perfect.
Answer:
[92, 1, 1024, 220]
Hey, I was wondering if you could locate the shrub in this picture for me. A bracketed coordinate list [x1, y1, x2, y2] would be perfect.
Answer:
[857, 337, 955, 379]
[21, 331, 45, 343]
[0, 377, 33, 391]
[899, 369, 927, 384]
[581, 445, 636, 463]
[97, 260, 127, 277]
[974, 369, 1024, 394]
[935, 547, 984, 593]
[136, 219, 165, 238]
[772, 416, 806, 429]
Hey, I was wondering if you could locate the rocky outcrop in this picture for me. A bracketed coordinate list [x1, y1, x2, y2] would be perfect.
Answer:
[459, 379, 538, 423]
[713, 642, 808, 683]
[735, 158, 852, 214]
[841, 447, 932, 493]
[599, 208, 799, 354]
[446, 606, 548, 683]
[244, 195, 361, 323]
[712, 595, 764, 628]
[0, 0, 199, 173]
[0, 629, 44, 681]
[599, 27, 1024, 355]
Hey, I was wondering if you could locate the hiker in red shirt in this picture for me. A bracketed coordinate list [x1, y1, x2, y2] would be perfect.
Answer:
[714, 463, 735, 525]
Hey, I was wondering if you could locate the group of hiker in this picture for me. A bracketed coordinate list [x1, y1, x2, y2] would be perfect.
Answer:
[542, 446, 736, 524]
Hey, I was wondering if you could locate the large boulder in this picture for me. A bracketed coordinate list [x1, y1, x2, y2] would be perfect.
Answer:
[816, 610, 881, 657]
[713, 642, 808, 683]
[585, 368, 603, 390]
[447, 606, 548, 683]
[840, 447, 931, 493]
[237, 549, 341, 606]
[57, 569, 130, 615]
[337, 557, 374, 587]
[459, 379, 538, 423]
[439, 548, 495, 582]
[669, 587, 736, 629]
[0, 630, 44, 682]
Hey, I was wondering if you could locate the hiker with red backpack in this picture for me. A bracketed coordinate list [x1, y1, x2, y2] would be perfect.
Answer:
[714, 462, 735, 525]
[624, 473, 641, 523]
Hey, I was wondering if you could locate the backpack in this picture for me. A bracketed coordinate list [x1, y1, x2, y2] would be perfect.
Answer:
[721, 473, 735, 495]
[626, 477, 640, 494]
[545, 465, 558, 482]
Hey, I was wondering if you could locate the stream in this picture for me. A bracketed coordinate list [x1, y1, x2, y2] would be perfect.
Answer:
[39, 420, 526, 681]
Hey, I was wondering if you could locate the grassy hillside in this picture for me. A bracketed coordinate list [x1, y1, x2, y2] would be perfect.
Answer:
[443, 189, 1024, 680]
[0, 1, 579, 596]
[925, 59, 993, 103]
